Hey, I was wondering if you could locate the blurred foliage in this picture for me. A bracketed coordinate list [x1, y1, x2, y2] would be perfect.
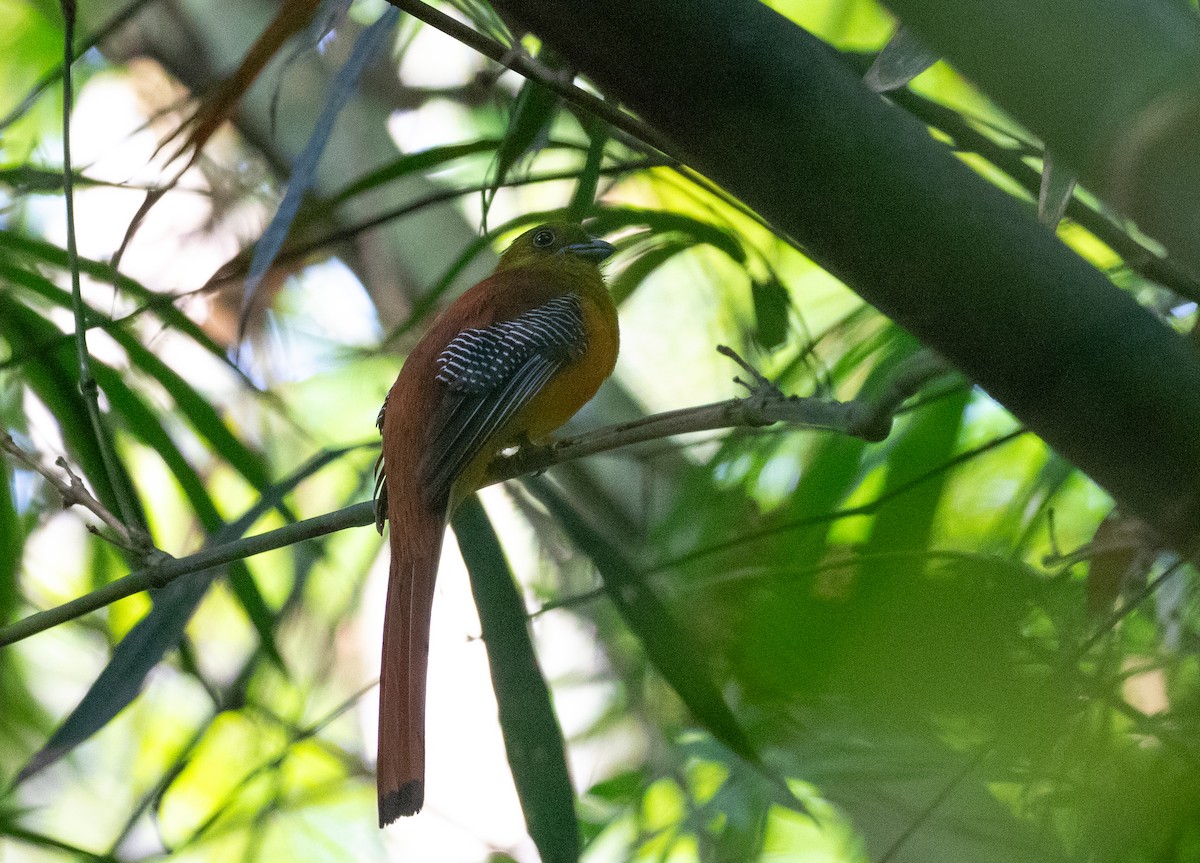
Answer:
[0, 1, 1198, 862]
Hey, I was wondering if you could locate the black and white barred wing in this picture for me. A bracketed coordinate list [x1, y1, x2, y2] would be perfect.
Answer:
[424, 294, 587, 504]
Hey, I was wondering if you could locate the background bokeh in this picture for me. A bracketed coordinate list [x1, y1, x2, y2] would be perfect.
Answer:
[2, 1, 1198, 861]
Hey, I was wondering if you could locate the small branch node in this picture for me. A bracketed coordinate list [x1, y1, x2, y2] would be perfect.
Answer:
[2, 429, 157, 559]
[717, 344, 784, 398]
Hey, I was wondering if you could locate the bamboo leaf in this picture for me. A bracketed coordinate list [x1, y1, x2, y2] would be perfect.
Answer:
[0, 458, 20, 624]
[453, 495, 580, 863]
[0, 233, 230, 367]
[526, 478, 759, 765]
[750, 276, 790, 351]
[240, 6, 399, 338]
[566, 119, 609, 221]
[328, 140, 505, 206]
[864, 25, 940, 93]
[608, 238, 693, 305]
[0, 259, 274, 495]
[1038, 151, 1077, 229]
[483, 72, 560, 226]
[587, 206, 746, 263]
[88, 362, 284, 669]
[15, 447, 356, 784]
[0, 292, 146, 533]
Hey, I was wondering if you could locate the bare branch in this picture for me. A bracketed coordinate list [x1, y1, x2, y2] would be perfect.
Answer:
[383, 0, 677, 158]
[0, 347, 954, 646]
[0, 430, 154, 556]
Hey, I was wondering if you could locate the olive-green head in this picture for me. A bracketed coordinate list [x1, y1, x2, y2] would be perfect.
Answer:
[495, 222, 616, 272]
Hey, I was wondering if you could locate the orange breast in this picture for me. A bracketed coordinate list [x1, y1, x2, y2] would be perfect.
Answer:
[513, 291, 620, 439]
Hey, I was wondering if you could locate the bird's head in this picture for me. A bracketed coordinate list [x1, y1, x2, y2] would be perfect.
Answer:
[495, 222, 616, 272]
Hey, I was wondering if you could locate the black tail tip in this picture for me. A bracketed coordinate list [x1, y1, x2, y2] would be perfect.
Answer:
[379, 781, 424, 826]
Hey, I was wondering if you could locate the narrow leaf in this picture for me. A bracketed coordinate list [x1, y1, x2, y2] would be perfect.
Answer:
[566, 119, 610, 221]
[864, 25, 939, 93]
[454, 496, 580, 863]
[0, 259, 275, 501]
[88, 363, 285, 669]
[240, 6, 399, 337]
[0, 293, 146, 534]
[483, 72, 560, 227]
[15, 447, 356, 783]
[0, 233, 232, 369]
[526, 478, 759, 764]
[0, 458, 20, 623]
[587, 207, 747, 264]
[1038, 151, 1077, 229]
[328, 140, 504, 206]
[608, 238, 692, 305]
[162, 0, 322, 166]
[750, 277, 790, 351]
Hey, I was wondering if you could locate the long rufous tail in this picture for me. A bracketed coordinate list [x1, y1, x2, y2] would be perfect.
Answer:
[377, 497, 445, 826]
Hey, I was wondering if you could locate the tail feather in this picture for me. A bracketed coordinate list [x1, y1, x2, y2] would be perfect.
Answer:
[377, 499, 445, 826]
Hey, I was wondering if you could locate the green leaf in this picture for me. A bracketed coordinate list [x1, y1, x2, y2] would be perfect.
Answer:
[0, 458, 20, 624]
[859, 386, 971, 562]
[327, 139, 505, 206]
[587, 206, 747, 264]
[453, 495, 580, 863]
[567, 119, 609, 221]
[89, 361, 284, 670]
[483, 69, 561, 226]
[585, 768, 644, 803]
[1038, 150, 1077, 229]
[527, 478, 759, 765]
[15, 447, 357, 785]
[750, 277, 790, 351]
[0, 232, 230, 368]
[864, 25, 939, 93]
[0, 165, 120, 194]
[0, 258, 273, 495]
[106, 329, 273, 493]
[0, 291, 146, 533]
[608, 237, 693, 306]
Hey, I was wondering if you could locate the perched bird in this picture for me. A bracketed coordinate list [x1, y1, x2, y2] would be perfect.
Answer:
[373, 222, 619, 826]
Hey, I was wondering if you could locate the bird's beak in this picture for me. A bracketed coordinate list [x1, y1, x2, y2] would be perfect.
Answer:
[563, 237, 616, 261]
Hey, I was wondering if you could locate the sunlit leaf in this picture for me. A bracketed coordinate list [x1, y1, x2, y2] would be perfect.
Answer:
[608, 237, 694, 305]
[864, 25, 939, 93]
[327, 139, 506, 206]
[566, 118, 609, 221]
[15, 447, 358, 784]
[88, 361, 286, 668]
[0, 233, 231, 370]
[1039, 150, 1078, 228]
[527, 478, 759, 766]
[0, 459, 19, 624]
[589, 206, 746, 264]
[482, 54, 562, 227]
[0, 292, 146, 533]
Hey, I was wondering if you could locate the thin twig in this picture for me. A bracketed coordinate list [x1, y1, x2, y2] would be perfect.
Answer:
[0, 430, 150, 554]
[383, 0, 677, 157]
[59, 0, 141, 531]
[0, 501, 375, 648]
[0, 345, 948, 646]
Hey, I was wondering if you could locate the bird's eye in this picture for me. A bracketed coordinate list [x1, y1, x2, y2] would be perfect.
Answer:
[533, 229, 555, 248]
